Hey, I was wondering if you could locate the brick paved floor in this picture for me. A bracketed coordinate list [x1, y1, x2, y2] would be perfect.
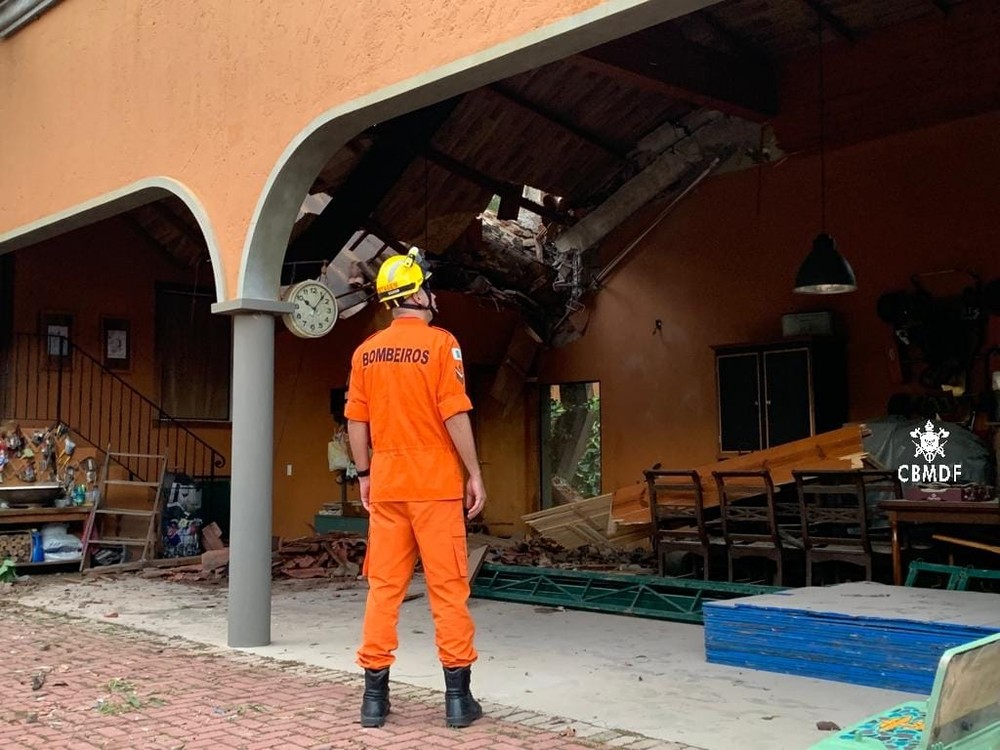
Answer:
[0, 603, 690, 750]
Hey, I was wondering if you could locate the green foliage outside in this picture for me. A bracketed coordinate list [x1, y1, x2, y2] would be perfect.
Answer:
[548, 394, 601, 498]
[0, 557, 15, 583]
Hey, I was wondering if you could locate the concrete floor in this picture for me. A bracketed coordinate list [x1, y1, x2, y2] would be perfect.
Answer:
[11, 573, 921, 750]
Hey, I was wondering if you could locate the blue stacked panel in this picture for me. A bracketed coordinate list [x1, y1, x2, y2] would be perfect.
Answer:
[703, 583, 1000, 694]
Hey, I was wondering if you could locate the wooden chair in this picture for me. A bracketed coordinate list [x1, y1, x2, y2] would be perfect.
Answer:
[792, 469, 900, 585]
[712, 470, 794, 586]
[644, 469, 720, 579]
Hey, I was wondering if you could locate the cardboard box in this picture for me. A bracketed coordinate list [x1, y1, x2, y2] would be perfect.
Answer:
[903, 483, 967, 502]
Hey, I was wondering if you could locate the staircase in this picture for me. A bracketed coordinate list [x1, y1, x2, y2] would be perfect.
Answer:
[0, 332, 227, 484]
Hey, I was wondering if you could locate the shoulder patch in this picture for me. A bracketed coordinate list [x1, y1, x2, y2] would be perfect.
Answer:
[451, 347, 462, 361]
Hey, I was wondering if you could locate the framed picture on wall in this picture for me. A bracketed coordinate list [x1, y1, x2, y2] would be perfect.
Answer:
[39, 312, 73, 368]
[101, 317, 131, 371]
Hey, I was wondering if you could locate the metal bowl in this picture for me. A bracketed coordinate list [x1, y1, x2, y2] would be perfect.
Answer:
[0, 482, 64, 507]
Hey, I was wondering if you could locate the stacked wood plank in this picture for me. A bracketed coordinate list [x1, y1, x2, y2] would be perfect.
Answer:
[521, 490, 650, 551]
[609, 425, 869, 534]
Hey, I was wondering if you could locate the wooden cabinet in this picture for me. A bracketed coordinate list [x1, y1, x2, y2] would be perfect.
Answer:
[712, 338, 847, 454]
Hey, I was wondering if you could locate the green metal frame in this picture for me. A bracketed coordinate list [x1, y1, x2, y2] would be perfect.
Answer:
[905, 560, 1000, 591]
[471, 563, 784, 623]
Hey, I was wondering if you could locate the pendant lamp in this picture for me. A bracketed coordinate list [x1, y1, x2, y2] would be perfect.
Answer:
[794, 18, 856, 295]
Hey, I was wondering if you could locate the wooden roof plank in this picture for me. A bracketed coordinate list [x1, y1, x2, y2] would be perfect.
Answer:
[486, 83, 628, 160]
[285, 97, 461, 271]
[576, 24, 778, 121]
[796, 0, 858, 44]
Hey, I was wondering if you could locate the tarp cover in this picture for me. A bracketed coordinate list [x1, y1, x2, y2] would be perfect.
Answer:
[863, 417, 995, 486]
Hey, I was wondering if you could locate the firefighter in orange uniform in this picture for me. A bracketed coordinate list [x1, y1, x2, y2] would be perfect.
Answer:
[346, 247, 486, 729]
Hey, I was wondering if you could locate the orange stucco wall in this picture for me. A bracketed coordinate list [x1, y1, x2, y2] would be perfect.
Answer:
[0, 0, 623, 298]
[540, 110, 1000, 492]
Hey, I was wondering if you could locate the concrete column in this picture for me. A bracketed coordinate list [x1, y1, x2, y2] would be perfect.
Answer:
[227, 312, 277, 647]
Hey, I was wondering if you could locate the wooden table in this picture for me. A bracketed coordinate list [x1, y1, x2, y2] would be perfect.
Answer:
[878, 499, 1000, 585]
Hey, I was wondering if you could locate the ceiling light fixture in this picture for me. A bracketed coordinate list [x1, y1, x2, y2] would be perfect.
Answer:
[794, 17, 857, 295]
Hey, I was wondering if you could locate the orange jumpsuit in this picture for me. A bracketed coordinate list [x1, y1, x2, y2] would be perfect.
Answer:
[345, 317, 478, 669]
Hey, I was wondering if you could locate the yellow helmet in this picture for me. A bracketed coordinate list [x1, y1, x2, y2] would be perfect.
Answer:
[376, 247, 430, 305]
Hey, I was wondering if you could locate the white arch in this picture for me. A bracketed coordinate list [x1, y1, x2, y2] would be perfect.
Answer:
[0, 176, 227, 300]
[238, 0, 721, 301]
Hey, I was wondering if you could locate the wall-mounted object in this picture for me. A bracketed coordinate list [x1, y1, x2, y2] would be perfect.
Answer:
[782, 311, 834, 337]
[101, 317, 131, 371]
[39, 311, 73, 369]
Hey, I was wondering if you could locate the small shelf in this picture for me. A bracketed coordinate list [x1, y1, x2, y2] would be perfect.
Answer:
[0, 507, 91, 525]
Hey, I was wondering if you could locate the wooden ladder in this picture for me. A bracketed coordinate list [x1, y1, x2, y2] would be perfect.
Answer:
[79, 450, 168, 572]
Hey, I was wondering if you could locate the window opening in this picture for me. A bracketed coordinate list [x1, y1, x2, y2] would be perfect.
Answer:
[540, 381, 601, 509]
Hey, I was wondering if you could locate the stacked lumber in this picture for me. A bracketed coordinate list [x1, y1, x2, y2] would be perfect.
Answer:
[521, 491, 650, 551]
[703, 582, 1000, 693]
[609, 425, 869, 532]
[272, 532, 367, 580]
[605, 483, 651, 538]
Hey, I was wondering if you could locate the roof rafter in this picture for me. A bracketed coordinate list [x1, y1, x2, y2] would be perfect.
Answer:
[485, 84, 629, 160]
[700, 10, 773, 66]
[150, 200, 206, 252]
[121, 214, 190, 269]
[796, 0, 857, 44]
[285, 97, 462, 275]
[422, 147, 572, 224]
[575, 23, 778, 122]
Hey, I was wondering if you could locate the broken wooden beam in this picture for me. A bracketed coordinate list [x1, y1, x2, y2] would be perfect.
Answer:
[608, 425, 870, 531]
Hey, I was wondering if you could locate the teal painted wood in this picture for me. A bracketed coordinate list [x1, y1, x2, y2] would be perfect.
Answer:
[313, 514, 369, 534]
[470, 563, 784, 623]
[809, 632, 1000, 750]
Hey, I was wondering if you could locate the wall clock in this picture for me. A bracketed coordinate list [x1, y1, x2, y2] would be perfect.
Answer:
[281, 280, 338, 338]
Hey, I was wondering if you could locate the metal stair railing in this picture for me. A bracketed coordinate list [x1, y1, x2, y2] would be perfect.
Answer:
[0, 332, 226, 483]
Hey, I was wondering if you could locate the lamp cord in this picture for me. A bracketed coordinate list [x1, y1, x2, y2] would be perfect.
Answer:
[424, 157, 430, 251]
[818, 16, 827, 233]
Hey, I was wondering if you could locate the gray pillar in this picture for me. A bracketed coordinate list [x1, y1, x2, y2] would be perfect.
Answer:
[227, 312, 276, 647]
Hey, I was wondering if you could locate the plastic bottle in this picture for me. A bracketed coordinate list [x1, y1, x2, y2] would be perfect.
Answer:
[30, 530, 45, 563]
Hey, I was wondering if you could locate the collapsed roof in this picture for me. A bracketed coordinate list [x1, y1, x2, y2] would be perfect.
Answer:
[126, 0, 991, 342]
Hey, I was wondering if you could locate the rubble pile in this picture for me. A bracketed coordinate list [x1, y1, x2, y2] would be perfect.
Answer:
[272, 532, 367, 580]
[134, 531, 367, 584]
[484, 536, 653, 571]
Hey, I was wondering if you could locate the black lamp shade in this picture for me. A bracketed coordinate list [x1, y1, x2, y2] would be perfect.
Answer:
[794, 232, 857, 294]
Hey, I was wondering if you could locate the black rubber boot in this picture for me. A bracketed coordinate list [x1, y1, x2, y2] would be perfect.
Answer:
[443, 665, 483, 728]
[360, 667, 391, 728]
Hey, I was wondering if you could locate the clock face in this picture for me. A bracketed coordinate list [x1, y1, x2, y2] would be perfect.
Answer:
[283, 281, 338, 338]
